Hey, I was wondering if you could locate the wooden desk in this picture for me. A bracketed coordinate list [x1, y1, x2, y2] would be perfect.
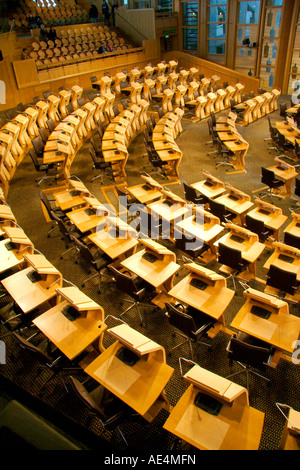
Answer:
[231, 288, 300, 361]
[67, 206, 106, 233]
[215, 223, 265, 280]
[88, 216, 138, 261]
[263, 241, 300, 275]
[84, 323, 174, 422]
[0, 204, 16, 224]
[268, 160, 298, 198]
[33, 286, 107, 360]
[175, 206, 224, 261]
[1, 254, 62, 313]
[191, 173, 226, 200]
[127, 175, 163, 205]
[147, 192, 189, 226]
[279, 408, 300, 450]
[284, 212, 300, 239]
[214, 186, 254, 224]
[163, 364, 264, 450]
[168, 262, 234, 337]
[246, 198, 287, 241]
[121, 238, 180, 293]
[0, 226, 34, 274]
[54, 188, 86, 212]
[223, 139, 249, 173]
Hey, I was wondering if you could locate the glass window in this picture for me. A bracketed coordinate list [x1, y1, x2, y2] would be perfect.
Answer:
[158, 0, 173, 12]
[209, 23, 226, 38]
[208, 39, 226, 54]
[238, 1, 260, 24]
[209, 0, 227, 5]
[266, 0, 283, 5]
[209, 6, 227, 22]
[183, 28, 198, 50]
[183, 2, 198, 26]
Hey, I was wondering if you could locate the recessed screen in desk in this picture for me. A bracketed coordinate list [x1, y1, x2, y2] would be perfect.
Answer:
[62, 304, 80, 322]
[142, 184, 151, 191]
[204, 181, 215, 187]
[190, 278, 208, 290]
[70, 190, 77, 196]
[258, 208, 271, 215]
[85, 208, 94, 216]
[116, 346, 140, 366]
[230, 234, 245, 243]
[250, 305, 271, 319]
[228, 194, 240, 201]
[27, 270, 42, 283]
[142, 251, 158, 263]
[194, 392, 223, 416]
[296, 223, 300, 228]
[163, 199, 174, 207]
[5, 241, 16, 251]
[278, 253, 294, 263]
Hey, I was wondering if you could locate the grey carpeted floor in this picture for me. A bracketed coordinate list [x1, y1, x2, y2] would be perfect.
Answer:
[0, 90, 299, 451]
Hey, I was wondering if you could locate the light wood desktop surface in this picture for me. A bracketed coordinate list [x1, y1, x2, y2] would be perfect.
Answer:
[230, 288, 300, 357]
[163, 364, 264, 450]
[1, 255, 62, 313]
[84, 324, 174, 421]
[33, 286, 107, 360]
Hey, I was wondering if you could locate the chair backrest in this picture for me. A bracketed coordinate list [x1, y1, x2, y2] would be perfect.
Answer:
[29, 149, 41, 170]
[50, 210, 71, 240]
[109, 265, 139, 297]
[39, 127, 50, 144]
[12, 333, 53, 363]
[165, 302, 197, 338]
[218, 242, 244, 271]
[66, 102, 74, 115]
[183, 181, 198, 203]
[67, 376, 106, 419]
[112, 105, 120, 117]
[266, 264, 298, 295]
[245, 214, 266, 237]
[43, 90, 51, 99]
[209, 199, 226, 221]
[72, 236, 95, 265]
[284, 231, 300, 250]
[261, 167, 275, 186]
[32, 136, 45, 157]
[39, 190, 53, 216]
[46, 119, 56, 132]
[228, 335, 271, 371]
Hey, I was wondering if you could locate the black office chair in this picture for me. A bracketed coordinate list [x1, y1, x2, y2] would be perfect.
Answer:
[226, 332, 275, 391]
[173, 227, 209, 263]
[108, 265, 156, 325]
[214, 139, 235, 169]
[144, 144, 168, 178]
[66, 102, 74, 115]
[134, 205, 162, 239]
[259, 167, 284, 201]
[29, 149, 56, 186]
[112, 104, 120, 118]
[39, 190, 68, 237]
[208, 198, 235, 225]
[165, 302, 215, 360]
[115, 185, 139, 211]
[39, 126, 50, 144]
[32, 136, 45, 159]
[279, 103, 287, 118]
[266, 264, 299, 297]
[43, 90, 52, 99]
[88, 145, 111, 184]
[218, 242, 250, 290]
[12, 330, 81, 396]
[265, 117, 283, 155]
[182, 181, 207, 205]
[50, 210, 82, 259]
[284, 231, 300, 250]
[46, 118, 56, 132]
[206, 117, 218, 151]
[65, 376, 137, 446]
[5, 109, 17, 120]
[72, 236, 110, 293]
[245, 214, 274, 243]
